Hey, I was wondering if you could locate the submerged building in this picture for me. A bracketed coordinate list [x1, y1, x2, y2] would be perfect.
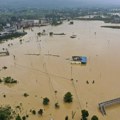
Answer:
[71, 56, 87, 64]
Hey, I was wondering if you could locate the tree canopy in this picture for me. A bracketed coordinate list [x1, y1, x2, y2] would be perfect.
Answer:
[64, 92, 73, 103]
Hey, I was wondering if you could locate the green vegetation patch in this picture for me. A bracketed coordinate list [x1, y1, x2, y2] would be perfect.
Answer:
[64, 92, 73, 103]
[43, 97, 50, 105]
[1, 76, 17, 84]
[0, 106, 14, 120]
[0, 32, 27, 41]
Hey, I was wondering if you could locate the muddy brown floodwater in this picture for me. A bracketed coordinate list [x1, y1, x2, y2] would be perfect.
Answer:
[0, 20, 120, 120]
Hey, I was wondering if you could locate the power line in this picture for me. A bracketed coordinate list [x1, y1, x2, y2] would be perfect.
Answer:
[15, 63, 70, 81]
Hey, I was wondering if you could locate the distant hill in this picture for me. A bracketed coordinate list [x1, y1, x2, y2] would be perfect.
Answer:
[0, 0, 83, 8]
[0, 0, 119, 9]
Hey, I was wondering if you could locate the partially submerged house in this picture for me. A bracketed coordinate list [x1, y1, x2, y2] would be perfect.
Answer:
[20, 19, 40, 28]
[71, 56, 87, 64]
[0, 49, 9, 56]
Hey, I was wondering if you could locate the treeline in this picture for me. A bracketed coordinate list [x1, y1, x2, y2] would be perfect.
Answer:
[0, 32, 27, 41]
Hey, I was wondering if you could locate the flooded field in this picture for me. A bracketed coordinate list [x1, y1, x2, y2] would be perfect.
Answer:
[0, 20, 120, 120]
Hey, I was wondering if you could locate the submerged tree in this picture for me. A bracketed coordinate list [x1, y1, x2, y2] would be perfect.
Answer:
[37, 32, 41, 36]
[32, 110, 36, 115]
[38, 109, 43, 116]
[55, 102, 60, 109]
[81, 109, 89, 120]
[3, 76, 17, 84]
[23, 93, 29, 97]
[43, 97, 50, 105]
[49, 32, 53, 36]
[22, 116, 26, 120]
[65, 116, 68, 120]
[16, 114, 22, 120]
[64, 92, 73, 103]
[91, 115, 99, 120]
[0, 106, 13, 120]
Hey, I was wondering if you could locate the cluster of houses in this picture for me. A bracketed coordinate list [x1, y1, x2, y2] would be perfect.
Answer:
[0, 19, 49, 38]
[0, 24, 17, 37]
[17, 19, 49, 29]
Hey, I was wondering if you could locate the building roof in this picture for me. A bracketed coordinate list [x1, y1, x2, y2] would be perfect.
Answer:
[81, 56, 87, 63]
[72, 56, 87, 63]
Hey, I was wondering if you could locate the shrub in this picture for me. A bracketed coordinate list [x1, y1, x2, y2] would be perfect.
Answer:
[2, 66, 7, 70]
[38, 109, 43, 116]
[65, 116, 68, 120]
[23, 93, 29, 97]
[49, 32, 53, 36]
[3, 95, 6, 98]
[32, 110, 36, 115]
[37, 32, 41, 36]
[22, 116, 26, 120]
[55, 102, 60, 109]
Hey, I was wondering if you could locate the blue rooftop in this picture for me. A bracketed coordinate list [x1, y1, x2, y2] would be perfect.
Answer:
[72, 56, 87, 64]
[81, 56, 87, 64]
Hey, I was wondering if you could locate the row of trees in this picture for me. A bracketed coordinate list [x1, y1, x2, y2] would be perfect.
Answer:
[0, 32, 27, 41]
[81, 109, 98, 120]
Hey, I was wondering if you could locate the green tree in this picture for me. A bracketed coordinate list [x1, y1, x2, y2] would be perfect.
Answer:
[16, 114, 22, 120]
[91, 115, 99, 120]
[64, 92, 73, 103]
[0, 106, 12, 120]
[43, 97, 50, 105]
[81, 109, 89, 120]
